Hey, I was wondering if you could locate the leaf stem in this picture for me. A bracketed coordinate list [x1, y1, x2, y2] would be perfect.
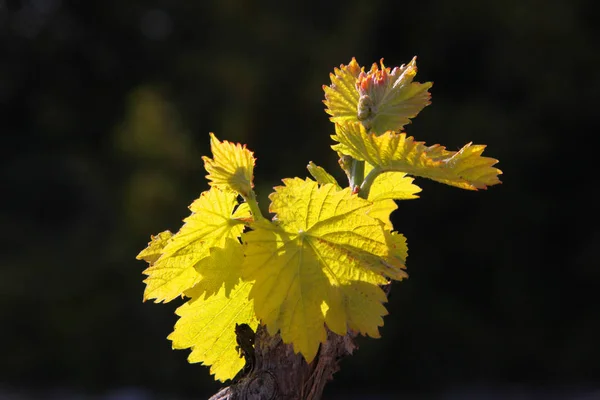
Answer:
[350, 160, 365, 192]
[358, 165, 382, 199]
[244, 190, 267, 222]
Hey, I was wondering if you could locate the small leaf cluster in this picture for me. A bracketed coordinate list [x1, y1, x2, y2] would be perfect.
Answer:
[137, 57, 502, 381]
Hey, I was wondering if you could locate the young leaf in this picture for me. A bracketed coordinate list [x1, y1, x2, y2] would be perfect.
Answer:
[364, 162, 422, 201]
[140, 187, 250, 303]
[368, 172, 421, 201]
[242, 178, 405, 362]
[323, 57, 432, 135]
[323, 58, 362, 126]
[203, 133, 255, 197]
[356, 57, 432, 134]
[332, 122, 502, 190]
[168, 280, 258, 382]
[307, 161, 341, 187]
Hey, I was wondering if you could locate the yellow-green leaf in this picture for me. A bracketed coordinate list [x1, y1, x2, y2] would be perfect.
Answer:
[366, 198, 397, 231]
[386, 231, 408, 268]
[137, 231, 173, 264]
[307, 161, 340, 187]
[332, 122, 502, 190]
[193, 238, 246, 298]
[368, 171, 422, 201]
[242, 178, 404, 362]
[203, 133, 255, 197]
[169, 281, 258, 382]
[323, 57, 432, 135]
[360, 188, 409, 275]
[364, 199, 409, 278]
[344, 280, 389, 338]
[356, 57, 432, 134]
[141, 188, 250, 303]
[323, 58, 362, 126]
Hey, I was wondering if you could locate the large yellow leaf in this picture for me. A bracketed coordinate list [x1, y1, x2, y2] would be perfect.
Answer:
[202, 133, 255, 197]
[169, 280, 258, 382]
[242, 178, 405, 362]
[139, 188, 250, 303]
[332, 122, 502, 190]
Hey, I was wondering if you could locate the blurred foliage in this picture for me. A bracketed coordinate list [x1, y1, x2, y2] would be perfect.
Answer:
[1, 0, 599, 398]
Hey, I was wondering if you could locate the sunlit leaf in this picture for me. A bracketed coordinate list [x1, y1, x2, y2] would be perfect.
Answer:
[137, 231, 173, 264]
[323, 58, 362, 126]
[139, 188, 250, 303]
[203, 133, 255, 197]
[193, 238, 246, 298]
[368, 170, 422, 201]
[307, 161, 341, 187]
[386, 231, 408, 269]
[169, 281, 258, 382]
[242, 178, 405, 362]
[365, 198, 396, 231]
[332, 122, 502, 190]
[323, 57, 432, 134]
[356, 57, 432, 134]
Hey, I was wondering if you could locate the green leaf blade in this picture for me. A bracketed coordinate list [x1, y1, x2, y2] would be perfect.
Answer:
[169, 281, 258, 382]
[139, 187, 250, 303]
[242, 179, 405, 362]
[332, 122, 502, 190]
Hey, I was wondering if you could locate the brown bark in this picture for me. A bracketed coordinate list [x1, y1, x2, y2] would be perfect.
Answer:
[209, 325, 357, 400]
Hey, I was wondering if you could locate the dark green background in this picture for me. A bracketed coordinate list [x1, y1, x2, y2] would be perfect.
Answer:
[2, 0, 599, 398]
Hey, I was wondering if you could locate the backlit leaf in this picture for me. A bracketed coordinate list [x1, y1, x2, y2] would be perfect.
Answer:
[323, 57, 432, 134]
[140, 188, 250, 303]
[367, 171, 422, 201]
[242, 178, 405, 362]
[386, 231, 408, 269]
[137, 231, 173, 264]
[323, 58, 362, 126]
[169, 281, 258, 382]
[356, 57, 432, 134]
[366, 198, 397, 231]
[307, 161, 341, 187]
[332, 122, 502, 190]
[192, 238, 245, 298]
[203, 133, 255, 197]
